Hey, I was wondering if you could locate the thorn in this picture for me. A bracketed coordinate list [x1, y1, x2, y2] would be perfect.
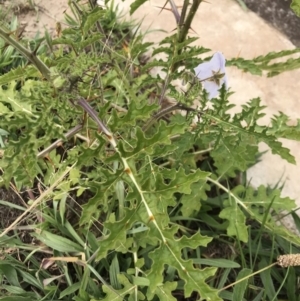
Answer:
[154, 0, 182, 24]
[189, 26, 198, 35]
[32, 39, 44, 56]
[16, 26, 26, 40]
[168, 0, 182, 23]
[155, 0, 168, 16]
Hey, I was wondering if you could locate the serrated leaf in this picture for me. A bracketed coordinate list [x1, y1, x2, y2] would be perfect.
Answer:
[111, 101, 158, 130]
[268, 112, 300, 140]
[234, 98, 267, 127]
[147, 281, 177, 301]
[234, 185, 296, 213]
[219, 199, 248, 243]
[0, 102, 10, 113]
[260, 135, 295, 164]
[265, 57, 300, 77]
[172, 131, 195, 159]
[253, 48, 300, 63]
[230, 185, 300, 246]
[152, 47, 174, 57]
[130, 0, 148, 15]
[227, 57, 262, 75]
[141, 59, 169, 71]
[82, 7, 105, 34]
[0, 66, 40, 85]
[206, 97, 296, 172]
[79, 34, 104, 49]
[80, 169, 123, 226]
[147, 229, 219, 300]
[211, 134, 258, 177]
[97, 274, 140, 301]
[228, 48, 300, 76]
[118, 121, 187, 158]
[180, 181, 210, 216]
[130, 167, 209, 229]
[152, 168, 209, 199]
[0, 81, 33, 114]
[95, 208, 137, 260]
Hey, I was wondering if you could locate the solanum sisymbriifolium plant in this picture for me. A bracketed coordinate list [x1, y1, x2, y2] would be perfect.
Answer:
[1, 0, 300, 300]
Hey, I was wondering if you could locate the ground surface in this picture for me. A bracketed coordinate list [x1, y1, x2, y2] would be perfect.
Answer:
[5, 0, 300, 46]
[2, 0, 69, 38]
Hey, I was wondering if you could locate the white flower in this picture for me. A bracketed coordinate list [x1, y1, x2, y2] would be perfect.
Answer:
[194, 52, 228, 99]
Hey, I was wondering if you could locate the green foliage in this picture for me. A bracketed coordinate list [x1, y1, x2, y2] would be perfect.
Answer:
[291, 0, 300, 17]
[0, 14, 42, 75]
[228, 48, 300, 76]
[0, 1, 300, 301]
[130, 0, 148, 15]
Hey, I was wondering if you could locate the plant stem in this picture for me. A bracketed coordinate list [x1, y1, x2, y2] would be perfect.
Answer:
[219, 262, 277, 292]
[178, 0, 202, 45]
[37, 124, 83, 158]
[0, 26, 51, 80]
[178, 0, 190, 28]
[171, 0, 202, 73]
[75, 98, 111, 137]
[168, 0, 181, 24]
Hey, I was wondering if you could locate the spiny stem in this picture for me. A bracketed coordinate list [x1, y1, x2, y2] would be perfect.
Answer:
[0, 26, 51, 80]
[75, 98, 111, 136]
[179, 0, 190, 28]
[159, 0, 201, 104]
[171, 0, 202, 73]
[88, 0, 105, 34]
[178, 0, 202, 45]
[143, 102, 198, 132]
[168, 0, 181, 24]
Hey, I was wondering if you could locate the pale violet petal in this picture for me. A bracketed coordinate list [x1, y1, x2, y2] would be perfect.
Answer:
[210, 52, 228, 88]
[194, 52, 228, 99]
[210, 52, 226, 71]
[202, 81, 220, 99]
[194, 61, 213, 81]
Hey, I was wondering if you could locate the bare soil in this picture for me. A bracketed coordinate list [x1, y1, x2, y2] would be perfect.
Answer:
[2, 1, 300, 46]
[1, 0, 68, 38]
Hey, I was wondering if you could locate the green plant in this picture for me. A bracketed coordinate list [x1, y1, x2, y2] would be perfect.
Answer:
[0, 1, 300, 300]
[235, 0, 247, 10]
[291, 0, 300, 17]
